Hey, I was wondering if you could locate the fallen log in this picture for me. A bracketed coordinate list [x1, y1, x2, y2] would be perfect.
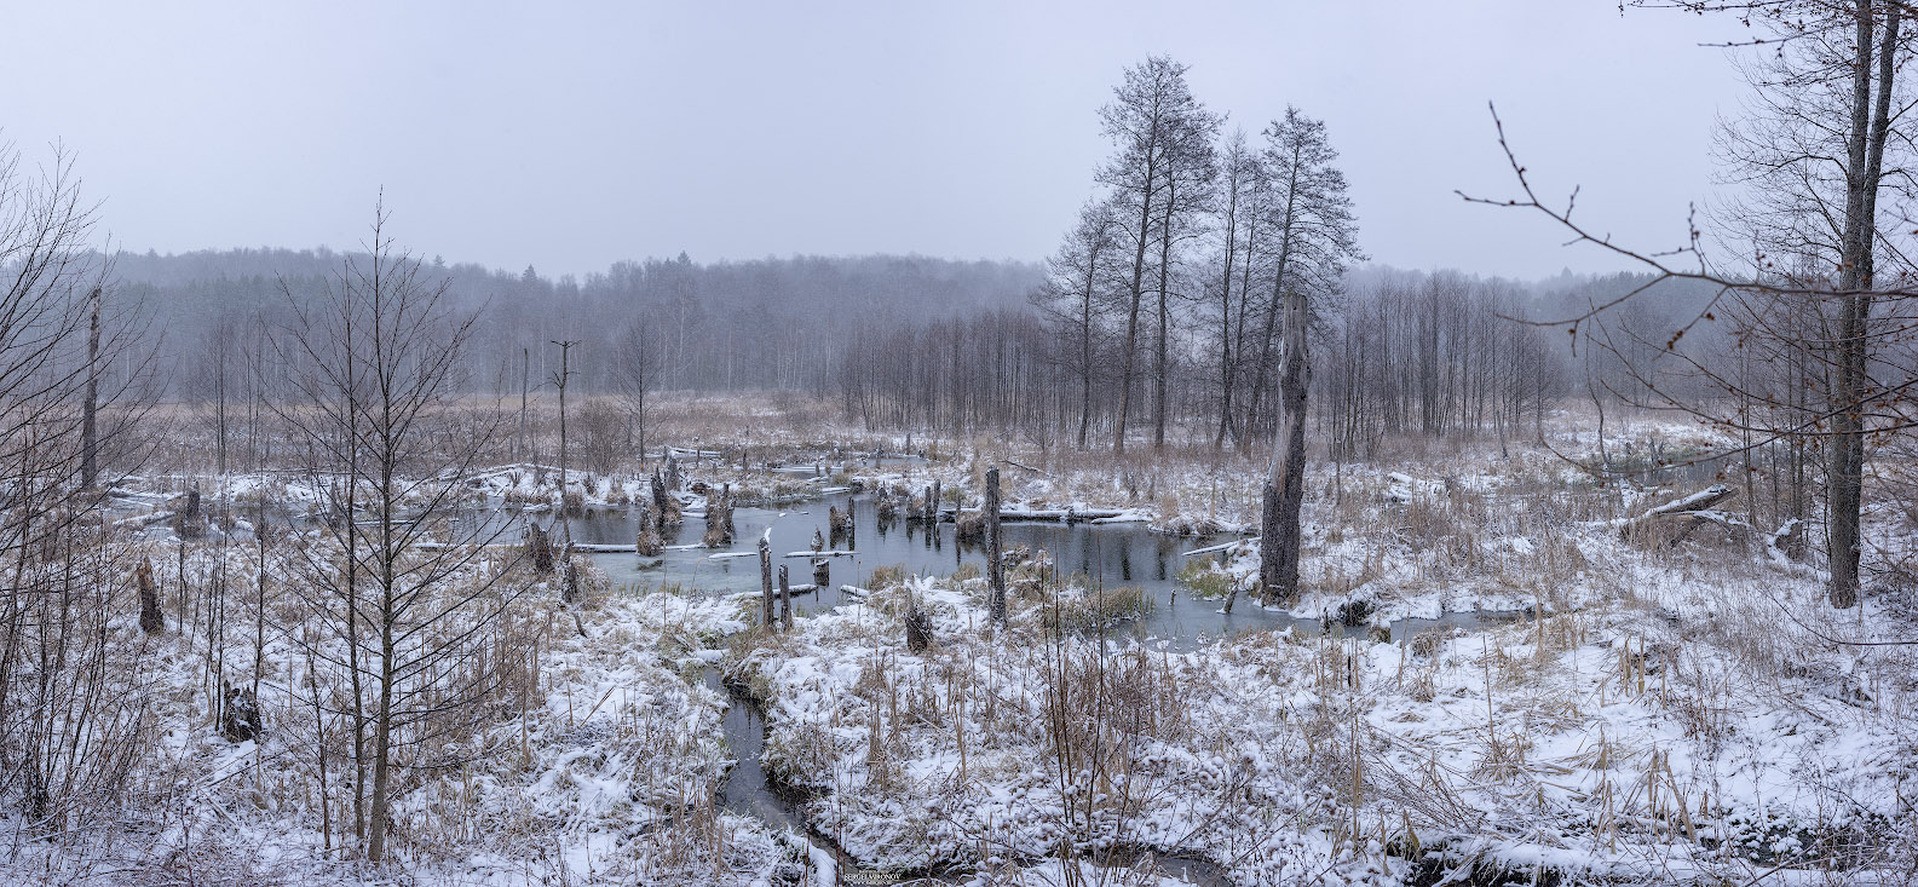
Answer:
[941, 507, 1126, 524]
[1619, 484, 1743, 545]
[1181, 537, 1254, 558]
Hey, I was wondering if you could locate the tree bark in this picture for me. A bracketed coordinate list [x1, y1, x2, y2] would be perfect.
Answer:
[1260, 287, 1309, 605]
[986, 467, 1006, 622]
[759, 533, 774, 627]
[1829, 0, 1897, 609]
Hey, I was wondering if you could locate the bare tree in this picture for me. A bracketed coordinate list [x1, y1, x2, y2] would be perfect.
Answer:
[1707, 0, 1909, 607]
[1032, 200, 1119, 449]
[0, 141, 158, 835]
[613, 319, 660, 460]
[1478, 1, 1917, 608]
[1207, 129, 1268, 449]
[551, 338, 578, 520]
[1096, 55, 1218, 453]
[277, 199, 528, 862]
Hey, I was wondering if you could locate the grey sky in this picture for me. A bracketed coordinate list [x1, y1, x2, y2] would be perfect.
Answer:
[4, 1, 1742, 281]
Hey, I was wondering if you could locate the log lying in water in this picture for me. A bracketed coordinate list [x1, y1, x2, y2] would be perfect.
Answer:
[940, 507, 1126, 524]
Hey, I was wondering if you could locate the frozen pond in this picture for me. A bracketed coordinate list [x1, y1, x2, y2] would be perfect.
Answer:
[563, 494, 1497, 649]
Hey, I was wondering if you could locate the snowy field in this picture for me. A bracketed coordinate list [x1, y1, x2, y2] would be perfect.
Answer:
[6, 403, 1915, 886]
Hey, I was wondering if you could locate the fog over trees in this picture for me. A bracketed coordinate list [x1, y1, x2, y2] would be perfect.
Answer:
[116, 242, 1721, 455]
[4, 7, 1918, 883]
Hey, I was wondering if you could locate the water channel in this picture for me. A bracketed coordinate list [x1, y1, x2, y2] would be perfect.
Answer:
[557, 492, 1492, 884]
[147, 484, 1494, 884]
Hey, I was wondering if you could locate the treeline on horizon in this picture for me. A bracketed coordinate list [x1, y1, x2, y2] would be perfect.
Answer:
[116, 245, 1721, 449]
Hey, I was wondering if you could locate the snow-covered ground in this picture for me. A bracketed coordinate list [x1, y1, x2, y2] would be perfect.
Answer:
[14, 408, 1915, 885]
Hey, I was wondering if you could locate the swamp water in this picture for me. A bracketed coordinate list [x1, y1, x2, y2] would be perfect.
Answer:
[568, 495, 1491, 650]
[151, 488, 1490, 884]
[553, 494, 1491, 885]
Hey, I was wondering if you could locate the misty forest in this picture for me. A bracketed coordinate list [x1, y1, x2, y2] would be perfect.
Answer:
[4, 4, 1918, 887]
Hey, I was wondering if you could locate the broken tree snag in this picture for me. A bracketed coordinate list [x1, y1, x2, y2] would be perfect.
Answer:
[905, 597, 932, 652]
[650, 468, 680, 533]
[1620, 484, 1741, 546]
[916, 484, 935, 524]
[702, 487, 734, 547]
[812, 557, 830, 588]
[1769, 518, 1804, 561]
[758, 532, 774, 627]
[525, 523, 556, 575]
[561, 552, 581, 605]
[987, 467, 1005, 623]
[635, 501, 664, 556]
[221, 681, 262, 742]
[137, 558, 163, 634]
[829, 504, 851, 545]
[778, 564, 792, 631]
[174, 488, 205, 539]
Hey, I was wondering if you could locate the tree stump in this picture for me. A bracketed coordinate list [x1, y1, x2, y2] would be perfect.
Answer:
[778, 564, 793, 631]
[906, 600, 932, 652]
[525, 523, 556, 575]
[137, 559, 164, 634]
[221, 682, 262, 742]
[758, 533, 774, 627]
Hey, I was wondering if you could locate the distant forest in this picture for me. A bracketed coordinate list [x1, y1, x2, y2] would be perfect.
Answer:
[114, 246, 1723, 448]
[121, 248, 1043, 401]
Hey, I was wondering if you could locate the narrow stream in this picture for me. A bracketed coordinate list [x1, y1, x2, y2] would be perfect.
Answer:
[625, 495, 1356, 885]
[701, 664, 1233, 887]
[142, 482, 1486, 885]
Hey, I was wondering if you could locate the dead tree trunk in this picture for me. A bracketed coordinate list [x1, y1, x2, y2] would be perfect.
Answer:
[758, 532, 774, 627]
[82, 286, 101, 489]
[1260, 287, 1310, 605]
[137, 559, 164, 634]
[987, 467, 1006, 622]
[1620, 484, 1740, 545]
[778, 564, 792, 631]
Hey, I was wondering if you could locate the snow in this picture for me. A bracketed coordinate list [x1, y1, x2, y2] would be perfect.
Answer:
[28, 419, 1918, 884]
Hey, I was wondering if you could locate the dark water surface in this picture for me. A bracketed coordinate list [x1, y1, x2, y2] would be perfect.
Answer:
[566, 494, 1494, 650]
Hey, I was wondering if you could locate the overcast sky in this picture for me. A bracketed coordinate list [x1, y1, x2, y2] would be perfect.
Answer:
[3, 1, 1745, 281]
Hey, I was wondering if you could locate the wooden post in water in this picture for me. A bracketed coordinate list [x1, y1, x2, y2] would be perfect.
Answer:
[987, 467, 1005, 623]
[812, 557, 830, 588]
[758, 533, 774, 627]
[845, 495, 856, 548]
[778, 564, 792, 630]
